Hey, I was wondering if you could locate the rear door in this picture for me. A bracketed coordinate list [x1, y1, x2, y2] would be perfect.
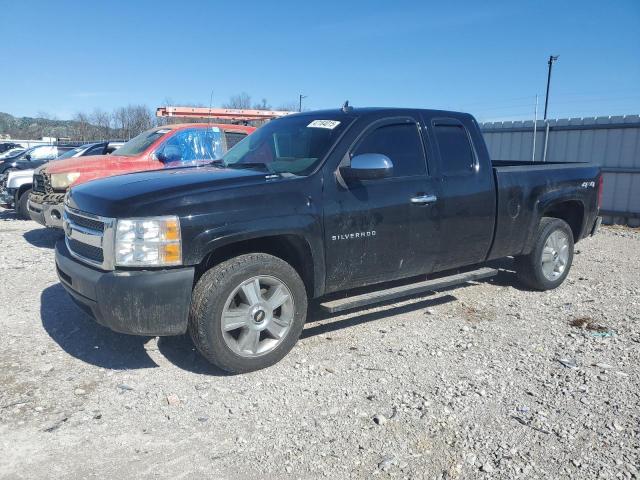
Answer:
[323, 115, 441, 291]
[424, 116, 496, 270]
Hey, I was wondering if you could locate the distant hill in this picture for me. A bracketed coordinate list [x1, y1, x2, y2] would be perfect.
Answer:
[0, 112, 81, 140]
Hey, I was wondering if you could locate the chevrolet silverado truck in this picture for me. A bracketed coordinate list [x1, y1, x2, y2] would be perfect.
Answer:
[29, 123, 255, 228]
[55, 107, 602, 373]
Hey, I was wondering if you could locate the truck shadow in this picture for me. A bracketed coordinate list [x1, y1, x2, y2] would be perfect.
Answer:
[0, 209, 20, 221]
[40, 269, 522, 375]
[156, 336, 233, 376]
[482, 258, 531, 291]
[40, 283, 232, 375]
[40, 284, 158, 370]
[24, 227, 63, 249]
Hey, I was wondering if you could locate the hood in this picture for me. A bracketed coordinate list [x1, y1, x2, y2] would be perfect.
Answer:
[45, 154, 143, 175]
[43, 154, 151, 188]
[66, 165, 272, 218]
[12, 160, 44, 171]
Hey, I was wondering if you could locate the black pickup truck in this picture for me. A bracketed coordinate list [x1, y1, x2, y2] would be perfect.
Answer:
[55, 107, 601, 373]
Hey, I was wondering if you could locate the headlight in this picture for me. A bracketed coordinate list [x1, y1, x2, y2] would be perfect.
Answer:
[51, 172, 81, 190]
[115, 216, 182, 267]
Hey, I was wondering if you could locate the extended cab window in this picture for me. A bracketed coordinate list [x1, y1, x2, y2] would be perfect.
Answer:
[85, 144, 106, 156]
[352, 122, 426, 177]
[222, 116, 349, 175]
[433, 123, 475, 174]
[53, 147, 82, 160]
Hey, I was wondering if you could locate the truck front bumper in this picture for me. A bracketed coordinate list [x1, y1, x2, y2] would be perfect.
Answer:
[55, 241, 195, 336]
[28, 196, 64, 228]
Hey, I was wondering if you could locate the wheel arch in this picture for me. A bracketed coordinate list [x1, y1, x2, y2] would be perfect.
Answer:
[541, 199, 585, 241]
[17, 182, 32, 198]
[196, 233, 321, 298]
[523, 194, 586, 254]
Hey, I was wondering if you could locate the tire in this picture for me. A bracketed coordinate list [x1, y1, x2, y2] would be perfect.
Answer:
[515, 217, 574, 291]
[16, 188, 31, 220]
[189, 253, 308, 373]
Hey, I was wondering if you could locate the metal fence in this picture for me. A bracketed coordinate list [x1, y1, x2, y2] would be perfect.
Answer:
[480, 115, 640, 226]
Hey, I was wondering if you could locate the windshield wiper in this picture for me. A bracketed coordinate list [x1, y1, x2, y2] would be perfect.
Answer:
[207, 158, 225, 168]
[226, 162, 272, 172]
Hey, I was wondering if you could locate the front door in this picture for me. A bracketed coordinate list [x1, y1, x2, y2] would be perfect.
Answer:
[323, 117, 440, 292]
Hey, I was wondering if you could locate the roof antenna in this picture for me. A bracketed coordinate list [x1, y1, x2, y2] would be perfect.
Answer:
[207, 88, 215, 161]
[208, 88, 214, 127]
[342, 100, 353, 113]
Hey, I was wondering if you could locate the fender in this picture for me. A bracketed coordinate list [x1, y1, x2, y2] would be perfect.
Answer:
[187, 213, 326, 297]
[6, 169, 35, 190]
[523, 187, 586, 254]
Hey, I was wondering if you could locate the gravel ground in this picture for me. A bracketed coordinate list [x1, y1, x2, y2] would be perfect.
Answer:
[0, 210, 638, 480]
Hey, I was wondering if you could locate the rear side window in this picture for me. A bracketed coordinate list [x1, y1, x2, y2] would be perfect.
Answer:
[353, 123, 426, 177]
[85, 144, 106, 156]
[224, 131, 247, 151]
[54, 147, 83, 160]
[433, 124, 475, 174]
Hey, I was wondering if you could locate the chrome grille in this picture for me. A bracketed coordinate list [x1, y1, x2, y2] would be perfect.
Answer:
[32, 174, 46, 193]
[66, 210, 105, 231]
[33, 172, 53, 194]
[63, 206, 116, 270]
[67, 238, 104, 263]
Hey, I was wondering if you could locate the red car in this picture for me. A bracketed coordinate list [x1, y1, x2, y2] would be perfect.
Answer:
[29, 123, 255, 227]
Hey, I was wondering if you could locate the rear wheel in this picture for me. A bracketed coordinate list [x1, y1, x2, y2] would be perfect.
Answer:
[189, 253, 307, 373]
[16, 188, 31, 220]
[515, 217, 574, 290]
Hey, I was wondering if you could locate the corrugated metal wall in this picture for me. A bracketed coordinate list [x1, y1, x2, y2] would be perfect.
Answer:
[480, 115, 640, 226]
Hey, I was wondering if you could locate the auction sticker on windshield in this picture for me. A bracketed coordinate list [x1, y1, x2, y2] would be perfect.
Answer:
[307, 120, 341, 129]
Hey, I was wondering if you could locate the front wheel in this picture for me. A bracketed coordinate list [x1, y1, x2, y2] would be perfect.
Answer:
[16, 188, 31, 220]
[189, 253, 308, 373]
[515, 217, 574, 291]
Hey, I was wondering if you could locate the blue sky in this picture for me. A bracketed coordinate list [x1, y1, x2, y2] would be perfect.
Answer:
[1, 0, 639, 122]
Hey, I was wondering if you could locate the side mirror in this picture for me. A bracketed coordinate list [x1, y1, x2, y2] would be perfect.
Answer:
[153, 151, 166, 163]
[340, 153, 393, 181]
[154, 147, 181, 163]
[25, 154, 31, 161]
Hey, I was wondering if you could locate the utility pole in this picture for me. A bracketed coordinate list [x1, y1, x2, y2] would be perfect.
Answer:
[532, 94, 539, 161]
[298, 94, 307, 112]
[543, 55, 559, 120]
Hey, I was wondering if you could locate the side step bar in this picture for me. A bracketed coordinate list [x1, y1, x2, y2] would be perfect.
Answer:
[319, 267, 498, 314]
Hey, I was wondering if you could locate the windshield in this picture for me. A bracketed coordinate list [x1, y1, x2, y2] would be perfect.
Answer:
[113, 128, 168, 157]
[13, 147, 35, 160]
[222, 116, 350, 175]
[54, 147, 83, 160]
[156, 127, 223, 167]
[0, 148, 24, 159]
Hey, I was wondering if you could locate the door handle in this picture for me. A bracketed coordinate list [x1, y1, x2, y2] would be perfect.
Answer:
[410, 194, 438, 205]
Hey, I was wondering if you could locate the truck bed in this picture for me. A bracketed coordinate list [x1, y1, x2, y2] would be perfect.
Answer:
[492, 160, 589, 168]
[488, 160, 600, 261]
